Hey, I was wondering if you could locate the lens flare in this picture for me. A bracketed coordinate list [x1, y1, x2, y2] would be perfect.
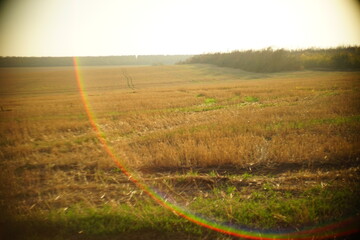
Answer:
[72, 57, 359, 239]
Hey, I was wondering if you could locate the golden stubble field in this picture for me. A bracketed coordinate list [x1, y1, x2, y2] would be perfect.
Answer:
[0, 64, 359, 238]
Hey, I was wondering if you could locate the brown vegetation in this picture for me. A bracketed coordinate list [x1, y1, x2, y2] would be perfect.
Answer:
[0, 64, 359, 238]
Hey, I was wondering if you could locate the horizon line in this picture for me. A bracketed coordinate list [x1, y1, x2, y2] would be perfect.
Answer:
[1, 45, 359, 58]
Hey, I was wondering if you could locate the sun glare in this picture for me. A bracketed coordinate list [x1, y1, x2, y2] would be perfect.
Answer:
[0, 0, 359, 56]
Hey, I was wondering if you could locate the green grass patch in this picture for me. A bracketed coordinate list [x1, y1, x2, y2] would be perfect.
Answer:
[3, 181, 359, 239]
[319, 91, 339, 97]
[244, 96, 259, 102]
[4, 200, 216, 240]
[193, 105, 223, 112]
[266, 115, 360, 131]
[190, 184, 360, 230]
[241, 172, 253, 180]
[204, 98, 216, 104]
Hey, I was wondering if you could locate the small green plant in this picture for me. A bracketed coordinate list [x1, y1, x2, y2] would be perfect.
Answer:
[244, 96, 259, 102]
[186, 169, 199, 177]
[226, 186, 237, 195]
[241, 172, 253, 180]
[111, 167, 122, 173]
[204, 98, 216, 104]
[262, 182, 274, 191]
[211, 187, 224, 196]
[209, 170, 218, 177]
[193, 105, 223, 112]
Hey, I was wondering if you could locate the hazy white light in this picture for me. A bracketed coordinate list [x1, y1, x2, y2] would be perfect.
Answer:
[0, 0, 359, 56]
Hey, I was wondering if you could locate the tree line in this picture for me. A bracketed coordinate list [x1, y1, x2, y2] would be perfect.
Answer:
[0, 55, 192, 67]
[181, 46, 360, 73]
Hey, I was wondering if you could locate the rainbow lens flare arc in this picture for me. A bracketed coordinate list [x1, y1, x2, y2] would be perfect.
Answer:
[72, 56, 359, 239]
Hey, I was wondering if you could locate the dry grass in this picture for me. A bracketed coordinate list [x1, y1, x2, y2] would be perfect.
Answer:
[0, 64, 359, 238]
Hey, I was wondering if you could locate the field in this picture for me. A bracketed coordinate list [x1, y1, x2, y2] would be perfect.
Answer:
[0, 64, 359, 239]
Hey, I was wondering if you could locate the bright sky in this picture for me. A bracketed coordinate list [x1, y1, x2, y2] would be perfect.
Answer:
[0, 0, 359, 57]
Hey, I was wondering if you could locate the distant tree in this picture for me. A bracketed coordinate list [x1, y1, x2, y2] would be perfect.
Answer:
[182, 47, 360, 72]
